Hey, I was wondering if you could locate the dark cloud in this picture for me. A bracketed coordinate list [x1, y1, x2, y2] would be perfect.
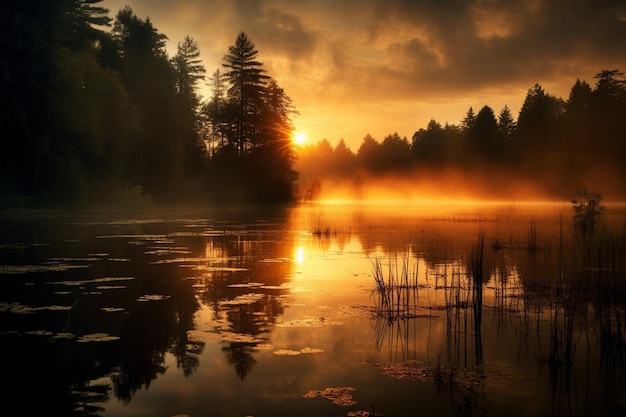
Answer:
[101, 0, 626, 144]
[254, 9, 317, 59]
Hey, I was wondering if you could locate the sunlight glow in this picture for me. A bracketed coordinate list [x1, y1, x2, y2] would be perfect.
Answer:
[295, 246, 304, 264]
[293, 131, 307, 146]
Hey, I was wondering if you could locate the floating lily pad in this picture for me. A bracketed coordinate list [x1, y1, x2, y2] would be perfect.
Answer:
[25, 330, 54, 336]
[258, 257, 290, 263]
[0, 263, 91, 274]
[228, 282, 264, 288]
[220, 293, 265, 306]
[277, 317, 343, 327]
[303, 387, 357, 406]
[51, 332, 74, 340]
[300, 347, 324, 354]
[0, 302, 72, 314]
[51, 276, 135, 286]
[348, 411, 383, 417]
[77, 333, 120, 343]
[219, 331, 265, 344]
[137, 294, 171, 302]
[273, 349, 301, 356]
[274, 347, 324, 356]
[101, 307, 125, 312]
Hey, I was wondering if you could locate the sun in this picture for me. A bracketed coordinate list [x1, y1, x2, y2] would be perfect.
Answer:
[292, 131, 307, 146]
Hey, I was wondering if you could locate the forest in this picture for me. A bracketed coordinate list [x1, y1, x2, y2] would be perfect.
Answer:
[3, 1, 626, 208]
[2, 0, 297, 208]
[297, 72, 626, 201]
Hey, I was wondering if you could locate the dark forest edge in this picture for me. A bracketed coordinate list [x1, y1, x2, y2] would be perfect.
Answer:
[2, 1, 296, 209]
[297, 71, 626, 202]
[2, 1, 625, 210]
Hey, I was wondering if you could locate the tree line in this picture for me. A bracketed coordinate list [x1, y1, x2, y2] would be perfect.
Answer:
[297, 71, 626, 200]
[4, 1, 625, 207]
[2, 0, 297, 208]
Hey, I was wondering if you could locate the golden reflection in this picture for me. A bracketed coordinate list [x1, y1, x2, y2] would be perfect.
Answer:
[295, 246, 304, 264]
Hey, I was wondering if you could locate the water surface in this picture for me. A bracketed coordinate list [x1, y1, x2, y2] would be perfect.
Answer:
[1, 202, 625, 416]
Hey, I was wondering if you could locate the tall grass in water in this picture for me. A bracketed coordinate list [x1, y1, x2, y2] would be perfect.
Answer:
[370, 252, 420, 323]
[370, 251, 422, 357]
[369, 211, 626, 414]
[524, 215, 626, 414]
[469, 231, 485, 365]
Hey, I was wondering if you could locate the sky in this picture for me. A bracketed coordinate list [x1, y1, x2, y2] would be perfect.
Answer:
[101, 0, 626, 150]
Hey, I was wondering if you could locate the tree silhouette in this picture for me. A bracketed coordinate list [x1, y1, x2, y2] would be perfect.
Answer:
[513, 83, 565, 181]
[466, 105, 500, 164]
[380, 133, 412, 171]
[590, 70, 626, 184]
[462, 107, 477, 130]
[247, 79, 298, 201]
[412, 119, 461, 167]
[171, 36, 206, 98]
[112, 7, 185, 199]
[171, 36, 206, 177]
[203, 69, 230, 155]
[202, 32, 298, 202]
[356, 134, 382, 172]
[497, 105, 516, 142]
[331, 139, 356, 176]
[222, 32, 270, 157]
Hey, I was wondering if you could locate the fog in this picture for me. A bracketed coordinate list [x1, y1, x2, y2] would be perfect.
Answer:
[298, 167, 617, 205]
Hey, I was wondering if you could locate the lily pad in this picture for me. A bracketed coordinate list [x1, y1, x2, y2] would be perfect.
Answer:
[303, 387, 357, 406]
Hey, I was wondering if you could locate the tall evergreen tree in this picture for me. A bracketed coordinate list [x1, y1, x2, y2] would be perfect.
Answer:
[497, 105, 516, 141]
[112, 7, 179, 198]
[467, 105, 500, 164]
[204, 33, 298, 202]
[357, 134, 382, 171]
[171, 36, 206, 176]
[203, 69, 229, 155]
[380, 133, 412, 171]
[0, 0, 123, 204]
[566, 79, 593, 118]
[589, 70, 626, 184]
[222, 32, 270, 157]
[172, 36, 206, 99]
[514, 83, 564, 159]
[461, 107, 476, 131]
[249, 79, 298, 201]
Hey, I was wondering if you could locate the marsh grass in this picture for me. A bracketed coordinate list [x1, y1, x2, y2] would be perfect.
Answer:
[370, 251, 428, 356]
[370, 253, 420, 322]
[370, 214, 626, 412]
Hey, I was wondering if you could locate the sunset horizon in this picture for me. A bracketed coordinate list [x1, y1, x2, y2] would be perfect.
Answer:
[3, 2, 626, 414]
[100, 0, 626, 150]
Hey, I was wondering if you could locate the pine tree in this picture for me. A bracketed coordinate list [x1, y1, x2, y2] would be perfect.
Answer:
[222, 32, 270, 157]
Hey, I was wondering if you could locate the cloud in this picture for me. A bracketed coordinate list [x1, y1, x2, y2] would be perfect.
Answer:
[101, 0, 626, 144]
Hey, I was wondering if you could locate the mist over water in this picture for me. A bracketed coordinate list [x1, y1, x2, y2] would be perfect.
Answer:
[301, 170, 572, 204]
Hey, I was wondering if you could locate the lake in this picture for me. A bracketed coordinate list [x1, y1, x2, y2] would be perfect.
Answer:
[1, 201, 625, 417]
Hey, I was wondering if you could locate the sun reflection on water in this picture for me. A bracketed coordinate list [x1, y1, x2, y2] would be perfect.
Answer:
[295, 246, 304, 264]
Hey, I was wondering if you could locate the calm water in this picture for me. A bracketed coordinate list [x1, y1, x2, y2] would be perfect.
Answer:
[1, 202, 625, 417]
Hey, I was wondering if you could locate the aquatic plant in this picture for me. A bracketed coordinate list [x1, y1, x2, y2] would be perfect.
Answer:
[370, 253, 420, 323]
[303, 387, 357, 406]
[571, 185, 605, 236]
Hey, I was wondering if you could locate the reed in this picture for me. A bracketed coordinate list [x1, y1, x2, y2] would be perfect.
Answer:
[370, 252, 420, 323]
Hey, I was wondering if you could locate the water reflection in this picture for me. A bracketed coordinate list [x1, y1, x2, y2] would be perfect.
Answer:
[366, 203, 626, 416]
[1, 203, 625, 416]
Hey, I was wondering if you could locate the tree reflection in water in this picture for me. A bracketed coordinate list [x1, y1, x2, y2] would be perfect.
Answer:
[369, 212, 626, 417]
[1, 205, 625, 417]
